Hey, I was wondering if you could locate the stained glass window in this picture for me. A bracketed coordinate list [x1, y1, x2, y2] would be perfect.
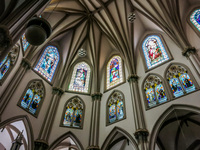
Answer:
[142, 35, 169, 69]
[21, 33, 29, 51]
[0, 44, 19, 83]
[106, 56, 123, 90]
[68, 62, 91, 93]
[190, 9, 200, 31]
[107, 91, 125, 124]
[62, 97, 84, 128]
[166, 65, 196, 97]
[34, 46, 59, 82]
[18, 80, 45, 117]
[144, 75, 167, 108]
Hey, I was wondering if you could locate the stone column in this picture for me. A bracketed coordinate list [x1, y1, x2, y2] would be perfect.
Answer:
[182, 47, 200, 77]
[0, 58, 31, 120]
[34, 87, 64, 150]
[87, 92, 102, 150]
[127, 74, 149, 150]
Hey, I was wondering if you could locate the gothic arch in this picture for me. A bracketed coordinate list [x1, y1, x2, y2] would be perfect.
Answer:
[49, 131, 84, 150]
[0, 115, 34, 150]
[101, 126, 139, 150]
[149, 104, 200, 150]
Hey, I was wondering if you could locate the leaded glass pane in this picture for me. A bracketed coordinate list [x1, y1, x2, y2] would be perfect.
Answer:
[117, 101, 124, 120]
[29, 94, 41, 114]
[169, 78, 184, 97]
[190, 9, 200, 31]
[109, 104, 116, 123]
[179, 73, 195, 93]
[22, 33, 29, 51]
[142, 35, 169, 69]
[63, 108, 74, 126]
[21, 89, 34, 109]
[73, 109, 82, 127]
[68, 62, 90, 93]
[155, 84, 167, 103]
[0, 59, 10, 80]
[107, 56, 123, 89]
[34, 46, 59, 82]
[145, 88, 156, 107]
[0, 56, 7, 68]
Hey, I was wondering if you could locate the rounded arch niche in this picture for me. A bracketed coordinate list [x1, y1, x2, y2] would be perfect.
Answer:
[149, 105, 200, 150]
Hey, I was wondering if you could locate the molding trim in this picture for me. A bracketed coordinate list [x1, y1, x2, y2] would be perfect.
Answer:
[127, 74, 139, 82]
[134, 128, 149, 140]
[91, 92, 102, 100]
[21, 58, 31, 69]
[182, 47, 196, 57]
[52, 87, 64, 96]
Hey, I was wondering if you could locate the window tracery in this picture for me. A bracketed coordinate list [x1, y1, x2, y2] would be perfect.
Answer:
[107, 91, 125, 124]
[34, 46, 59, 82]
[106, 55, 123, 90]
[68, 62, 91, 93]
[62, 97, 84, 128]
[144, 75, 167, 108]
[18, 80, 45, 117]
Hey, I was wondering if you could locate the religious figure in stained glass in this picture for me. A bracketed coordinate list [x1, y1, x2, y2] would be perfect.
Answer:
[62, 97, 84, 128]
[142, 35, 169, 69]
[107, 56, 123, 90]
[166, 64, 196, 97]
[144, 75, 167, 108]
[107, 91, 125, 124]
[21, 33, 29, 51]
[68, 62, 90, 93]
[18, 80, 44, 117]
[34, 46, 59, 82]
[190, 9, 200, 31]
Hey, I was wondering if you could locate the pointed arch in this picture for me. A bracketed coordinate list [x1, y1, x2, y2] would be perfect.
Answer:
[17, 79, 46, 117]
[149, 104, 200, 150]
[106, 55, 124, 90]
[60, 96, 85, 129]
[49, 131, 84, 150]
[106, 90, 126, 125]
[34, 45, 60, 82]
[0, 115, 34, 150]
[68, 61, 91, 93]
[101, 126, 139, 150]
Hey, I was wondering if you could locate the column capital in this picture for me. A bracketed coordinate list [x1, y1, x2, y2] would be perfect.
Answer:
[127, 74, 139, 82]
[34, 139, 49, 150]
[21, 58, 31, 69]
[134, 128, 149, 141]
[86, 146, 100, 150]
[52, 87, 64, 96]
[91, 92, 102, 100]
[182, 47, 196, 57]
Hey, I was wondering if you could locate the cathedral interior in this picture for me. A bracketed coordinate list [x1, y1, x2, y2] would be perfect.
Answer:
[0, 0, 200, 150]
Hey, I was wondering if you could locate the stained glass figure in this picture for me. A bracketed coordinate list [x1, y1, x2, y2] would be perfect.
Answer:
[107, 91, 125, 124]
[190, 9, 200, 31]
[0, 44, 19, 82]
[142, 35, 169, 69]
[34, 46, 59, 82]
[179, 73, 195, 93]
[21, 33, 29, 51]
[166, 64, 196, 97]
[68, 62, 90, 93]
[62, 97, 84, 128]
[107, 56, 123, 90]
[18, 80, 44, 117]
[144, 75, 167, 108]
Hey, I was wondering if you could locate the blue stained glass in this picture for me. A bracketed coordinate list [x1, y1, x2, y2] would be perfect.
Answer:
[117, 101, 124, 120]
[21, 89, 34, 109]
[0, 59, 10, 80]
[29, 94, 41, 114]
[190, 9, 200, 31]
[63, 108, 74, 126]
[74, 69, 87, 88]
[110, 58, 120, 84]
[146, 88, 156, 107]
[73, 109, 82, 127]
[0, 56, 7, 68]
[169, 78, 184, 97]
[34, 46, 59, 82]
[155, 84, 167, 103]
[109, 104, 116, 123]
[142, 35, 169, 69]
[179, 73, 195, 93]
[22, 33, 29, 51]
